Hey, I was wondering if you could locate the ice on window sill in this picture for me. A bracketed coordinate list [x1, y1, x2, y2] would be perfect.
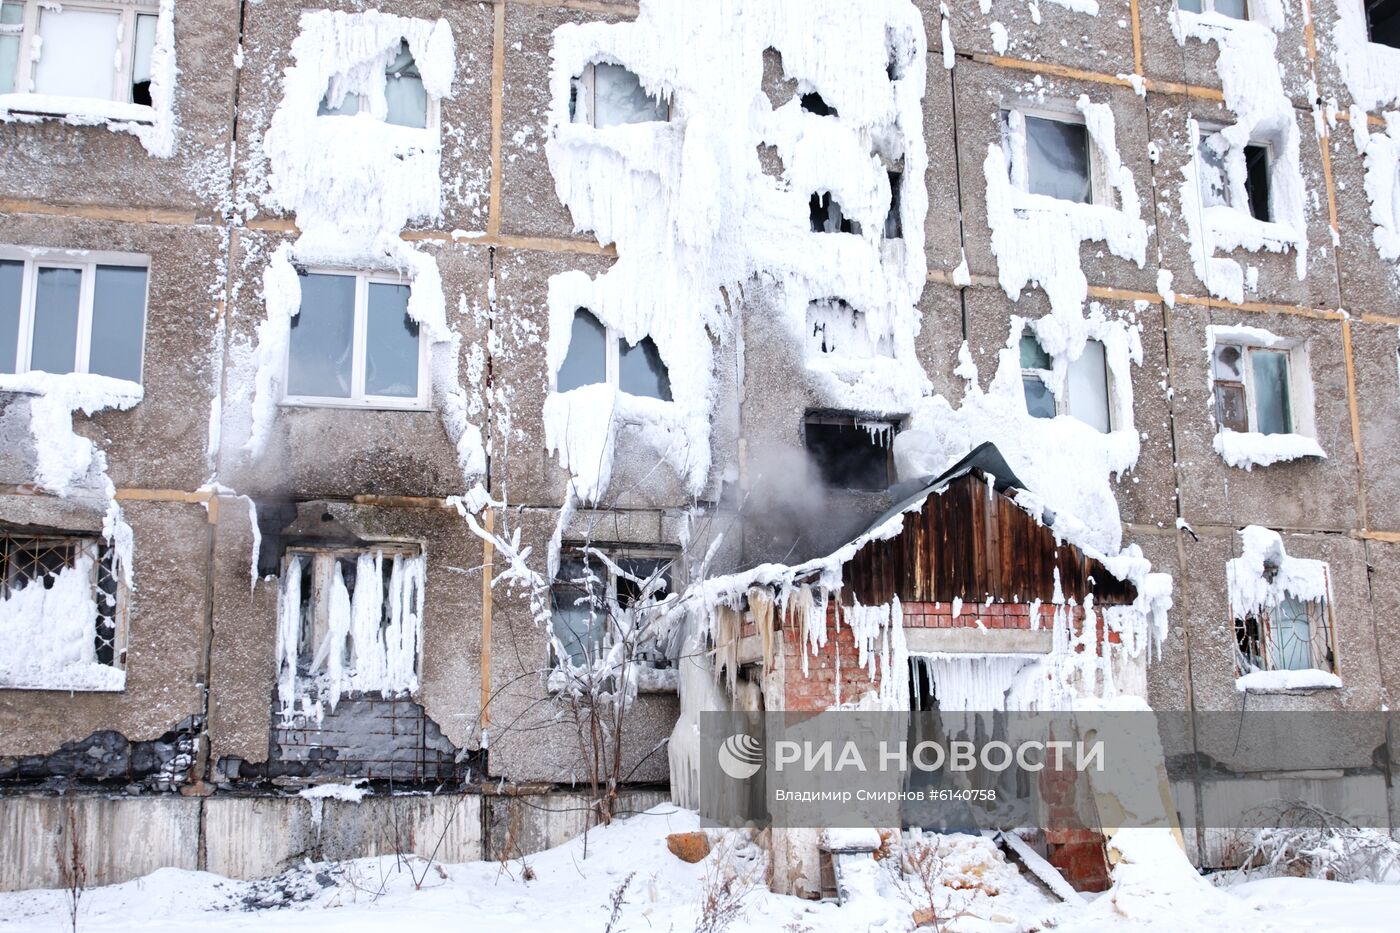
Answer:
[0, 93, 156, 127]
[1213, 428, 1325, 470]
[634, 666, 679, 693]
[1235, 669, 1342, 692]
[1199, 205, 1302, 255]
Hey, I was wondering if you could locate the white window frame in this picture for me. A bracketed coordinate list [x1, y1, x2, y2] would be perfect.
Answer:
[1020, 331, 1117, 431]
[569, 60, 671, 129]
[281, 269, 430, 412]
[1210, 340, 1314, 437]
[0, 245, 149, 380]
[1176, 0, 1252, 18]
[317, 41, 441, 134]
[1002, 107, 1114, 208]
[0, 0, 161, 108]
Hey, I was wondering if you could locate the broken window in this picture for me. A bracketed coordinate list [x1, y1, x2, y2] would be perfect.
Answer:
[286, 270, 425, 407]
[884, 170, 904, 239]
[0, 530, 125, 691]
[1236, 593, 1334, 674]
[1198, 131, 1272, 222]
[555, 308, 672, 401]
[0, 248, 148, 381]
[1020, 330, 1113, 432]
[549, 546, 676, 671]
[1368, 0, 1400, 47]
[569, 62, 669, 127]
[806, 298, 892, 358]
[804, 414, 896, 491]
[1212, 341, 1298, 435]
[1177, 0, 1249, 17]
[276, 546, 425, 721]
[319, 38, 433, 130]
[1, 1, 160, 104]
[809, 192, 860, 234]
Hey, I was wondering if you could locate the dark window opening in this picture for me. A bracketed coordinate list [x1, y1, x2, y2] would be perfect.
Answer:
[1368, 0, 1400, 47]
[619, 335, 672, 401]
[809, 192, 860, 234]
[1244, 144, 1271, 222]
[558, 308, 607, 392]
[804, 414, 895, 491]
[884, 170, 903, 239]
[550, 547, 676, 670]
[801, 91, 836, 117]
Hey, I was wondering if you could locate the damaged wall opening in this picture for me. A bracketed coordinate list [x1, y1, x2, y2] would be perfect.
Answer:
[803, 413, 896, 491]
[0, 529, 125, 691]
[807, 297, 892, 358]
[809, 192, 860, 234]
[549, 545, 677, 676]
[1235, 586, 1336, 674]
[800, 90, 835, 116]
[570, 61, 669, 127]
[884, 169, 903, 239]
[557, 307, 672, 400]
[1368, 0, 1400, 48]
[1198, 132, 1273, 223]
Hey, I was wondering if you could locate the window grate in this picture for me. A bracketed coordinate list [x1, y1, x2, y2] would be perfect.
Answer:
[0, 531, 122, 668]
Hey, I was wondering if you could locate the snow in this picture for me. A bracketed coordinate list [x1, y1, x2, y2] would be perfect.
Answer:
[1331, 0, 1400, 113]
[5, 803, 1398, 932]
[298, 781, 372, 804]
[1227, 525, 1331, 622]
[1358, 111, 1400, 268]
[0, 0, 178, 158]
[1170, 13, 1309, 304]
[0, 548, 125, 691]
[1205, 325, 1325, 470]
[1236, 668, 1343, 691]
[543, 0, 930, 500]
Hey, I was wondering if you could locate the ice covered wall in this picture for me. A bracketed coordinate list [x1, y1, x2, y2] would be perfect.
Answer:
[1171, 10, 1309, 304]
[1354, 110, 1400, 269]
[543, 0, 929, 501]
[231, 11, 485, 482]
[1331, 0, 1400, 113]
[1204, 324, 1325, 469]
[0, 0, 179, 158]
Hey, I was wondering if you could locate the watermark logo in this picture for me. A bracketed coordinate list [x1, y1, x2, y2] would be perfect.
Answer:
[717, 733, 764, 780]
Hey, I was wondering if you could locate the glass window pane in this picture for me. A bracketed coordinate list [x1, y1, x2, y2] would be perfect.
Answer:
[318, 86, 362, 117]
[287, 273, 355, 399]
[1022, 375, 1056, 419]
[364, 282, 419, 398]
[1019, 332, 1051, 370]
[34, 8, 120, 100]
[591, 63, 668, 127]
[551, 556, 601, 666]
[619, 337, 672, 400]
[1198, 135, 1231, 208]
[0, 2, 20, 96]
[385, 42, 427, 128]
[1067, 339, 1111, 433]
[30, 267, 81, 375]
[557, 309, 607, 392]
[1214, 382, 1249, 433]
[1252, 349, 1293, 435]
[1213, 0, 1248, 19]
[1025, 116, 1091, 203]
[1212, 343, 1243, 380]
[131, 13, 158, 105]
[88, 266, 146, 383]
[1177, 0, 1204, 11]
[1270, 598, 1313, 671]
[0, 259, 20, 374]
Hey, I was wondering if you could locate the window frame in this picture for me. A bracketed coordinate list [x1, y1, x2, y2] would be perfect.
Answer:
[316, 38, 441, 133]
[1019, 330, 1117, 432]
[554, 308, 672, 402]
[569, 60, 671, 129]
[281, 268, 430, 412]
[0, 245, 150, 381]
[1196, 127, 1275, 223]
[548, 543, 678, 673]
[1176, 0, 1252, 18]
[1234, 572, 1337, 676]
[1210, 340, 1311, 437]
[0, 0, 161, 108]
[1002, 107, 1113, 208]
[0, 528, 127, 691]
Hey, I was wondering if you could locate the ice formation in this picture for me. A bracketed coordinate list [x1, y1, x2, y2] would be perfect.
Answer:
[0, 0, 179, 158]
[983, 94, 1147, 322]
[1226, 525, 1331, 624]
[275, 550, 425, 723]
[233, 11, 484, 482]
[1331, 0, 1400, 113]
[0, 548, 126, 691]
[1205, 325, 1325, 470]
[1354, 111, 1400, 268]
[1171, 10, 1309, 304]
[544, 0, 929, 500]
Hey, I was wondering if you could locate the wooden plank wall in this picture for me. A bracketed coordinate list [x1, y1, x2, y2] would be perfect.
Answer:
[842, 474, 1137, 607]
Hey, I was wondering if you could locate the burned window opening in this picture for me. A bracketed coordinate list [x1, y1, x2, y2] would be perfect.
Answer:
[0, 530, 125, 690]
[549, 546, 677, 671]
[809, 192, 860, 234]
[619, 335, 673, 401]
[1369, 0, 1400, 48]
[806, 298, 891, 358]
[804, 414, 896, 491]
[801, 91, 836, 117]
[884, 170, 904, 239]
[0, 718, 201, 792]
[1244, 143, 1272, 223]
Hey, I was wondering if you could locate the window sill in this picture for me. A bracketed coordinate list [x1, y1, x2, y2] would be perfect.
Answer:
[0, 93, 156, 126]
[1235, 669, 1342, 694]
[1213, 429, 1325, 471]
[280, 398, 433, 413]
[0, 673, 127, 693]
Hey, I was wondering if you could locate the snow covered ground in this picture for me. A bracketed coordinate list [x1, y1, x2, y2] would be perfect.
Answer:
[0, 804, 1395, 932]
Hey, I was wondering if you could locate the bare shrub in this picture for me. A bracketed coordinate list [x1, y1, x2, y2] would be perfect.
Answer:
[896, 837, 976, 931]
[695, 838, 757, 933]
[55, 801, 86, 933]
[1231, 801, 1400, 883]
[603, 871, 635, 933]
